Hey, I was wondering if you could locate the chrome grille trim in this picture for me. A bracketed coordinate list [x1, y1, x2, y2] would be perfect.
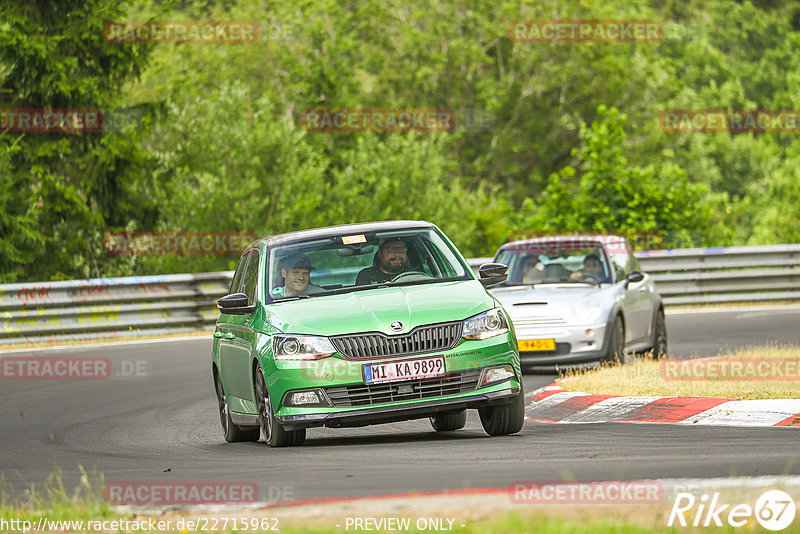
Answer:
[331, 321, 462, 360]
[512, 316, 567, 327]
[324, 369, 482, 407]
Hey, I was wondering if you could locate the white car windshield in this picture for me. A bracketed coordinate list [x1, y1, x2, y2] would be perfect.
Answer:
[496, 245, 612, 285]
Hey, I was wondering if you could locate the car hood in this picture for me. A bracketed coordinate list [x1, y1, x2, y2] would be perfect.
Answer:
[490, 283, 617, 322]
[267, 280, 495, 336]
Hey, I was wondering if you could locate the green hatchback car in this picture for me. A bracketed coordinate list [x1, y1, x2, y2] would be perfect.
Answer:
[211, 220, 524, 447]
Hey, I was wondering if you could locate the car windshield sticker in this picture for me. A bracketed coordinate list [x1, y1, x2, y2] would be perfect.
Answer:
[342, 234, 367, 244]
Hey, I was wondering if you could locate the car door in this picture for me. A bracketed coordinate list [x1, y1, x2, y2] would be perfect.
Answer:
[218, 249, 260, 414]
[618, 243, 652, 343]
[609, 242, 649, 344]
[627, 253, 658, 345]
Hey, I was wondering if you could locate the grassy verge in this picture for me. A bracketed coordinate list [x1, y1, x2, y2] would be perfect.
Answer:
[666, 300, 800, 311]
[559, 345, 800, 399]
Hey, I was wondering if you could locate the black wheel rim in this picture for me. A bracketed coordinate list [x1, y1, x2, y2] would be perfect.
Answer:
[655, 317, 667, 356]
[216, 377, 229, 436]
[256, 370, 272, 442]
[614, 321, 625, 361]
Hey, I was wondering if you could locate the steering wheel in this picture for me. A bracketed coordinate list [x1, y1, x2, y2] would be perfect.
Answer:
[580, 273, 602, 283]
[390, 271, 432, 283]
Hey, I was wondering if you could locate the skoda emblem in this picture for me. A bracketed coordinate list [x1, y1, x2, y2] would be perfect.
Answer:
[390, 321, 404, 331]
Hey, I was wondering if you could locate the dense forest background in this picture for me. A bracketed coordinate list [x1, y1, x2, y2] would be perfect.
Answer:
[2, 0, 799, 282]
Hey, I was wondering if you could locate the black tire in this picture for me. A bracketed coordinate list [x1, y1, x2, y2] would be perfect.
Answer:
[430, 410, 467, 432]
[605, 315, 631, 364]
[478, 389, 525, 436]
[214, 371, 260, 443]
[650, 309, 668, 359]
[254, 363, 306, 447]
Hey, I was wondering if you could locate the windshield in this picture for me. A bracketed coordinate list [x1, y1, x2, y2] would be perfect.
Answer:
[266, 228, 470, 301]
[496, 244, 612, 285]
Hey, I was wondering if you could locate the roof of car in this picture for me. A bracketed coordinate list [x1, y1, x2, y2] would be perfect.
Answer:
[252, 220, 436, 248]
[498, 234, 627, 251]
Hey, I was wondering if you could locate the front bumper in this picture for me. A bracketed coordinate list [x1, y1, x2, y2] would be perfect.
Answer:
[276, 385, 520, 430]
[514, 318, 612, 371]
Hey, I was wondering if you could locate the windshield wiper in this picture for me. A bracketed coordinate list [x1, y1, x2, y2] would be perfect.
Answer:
[272, 295, 310, 301]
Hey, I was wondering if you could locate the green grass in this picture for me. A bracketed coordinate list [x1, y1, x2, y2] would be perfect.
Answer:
[560, 345, 800, 400]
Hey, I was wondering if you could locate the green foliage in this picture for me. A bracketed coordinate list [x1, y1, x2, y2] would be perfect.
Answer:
[2, 0, 800, 282]
[516, 106, 724, 247]
[0, 0, 156, 282]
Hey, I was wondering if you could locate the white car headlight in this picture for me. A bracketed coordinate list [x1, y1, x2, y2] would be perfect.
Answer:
[273, 334, 336, 360]
[577, 298, 603, 323]
[462, 308, 509, 340]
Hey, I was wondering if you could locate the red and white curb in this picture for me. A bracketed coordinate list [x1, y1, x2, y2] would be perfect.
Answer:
[525, 384, 800, 427]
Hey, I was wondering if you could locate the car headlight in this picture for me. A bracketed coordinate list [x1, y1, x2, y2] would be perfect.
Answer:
[462, 308, 509, 340]
[273, 334, 336, 360]
[577, 298, 603, 323]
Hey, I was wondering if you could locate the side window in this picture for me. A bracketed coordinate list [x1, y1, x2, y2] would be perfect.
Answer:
[609, 242, 631, 282]
[630, 253, 642, 273]
[242, 251, 260, 305]
[611, 254, 628, 281]
[229, 253, 248, 294]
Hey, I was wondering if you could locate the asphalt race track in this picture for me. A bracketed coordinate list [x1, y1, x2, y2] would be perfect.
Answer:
[1, 306, 799, 504]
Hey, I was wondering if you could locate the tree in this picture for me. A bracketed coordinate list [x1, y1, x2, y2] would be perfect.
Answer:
[0, 0, 156, 282]
[516, 105, 724, 247]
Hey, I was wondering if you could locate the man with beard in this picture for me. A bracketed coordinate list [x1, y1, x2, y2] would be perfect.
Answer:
[355, 239, 409, 285]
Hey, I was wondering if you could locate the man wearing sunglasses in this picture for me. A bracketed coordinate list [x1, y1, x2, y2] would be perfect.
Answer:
[355, 239, 409, 285]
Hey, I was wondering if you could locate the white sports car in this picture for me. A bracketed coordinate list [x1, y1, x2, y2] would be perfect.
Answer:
[490, 235, 667, 371]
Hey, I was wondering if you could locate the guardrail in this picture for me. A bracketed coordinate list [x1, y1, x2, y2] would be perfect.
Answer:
[1, 245, 798, 345]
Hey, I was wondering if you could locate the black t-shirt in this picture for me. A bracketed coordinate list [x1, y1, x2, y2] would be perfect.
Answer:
[355, 266, 403, 285]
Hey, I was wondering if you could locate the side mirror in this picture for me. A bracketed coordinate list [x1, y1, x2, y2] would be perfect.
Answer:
[624, 271, 645, 288]
[478, 263, 508, 287]
[217, 292, 255, 315]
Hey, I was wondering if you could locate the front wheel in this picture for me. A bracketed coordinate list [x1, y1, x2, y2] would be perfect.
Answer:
[254, 363, 306, 447]
[430, 410, 467, 432]
[478, 389, 525, 436]
[214, 371, 259, 443]
[605, 316, 632, 364]
[651, 310, 667, 359]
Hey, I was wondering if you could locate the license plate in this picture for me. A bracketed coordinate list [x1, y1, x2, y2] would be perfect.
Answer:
[363, 356, 446, 384]
[518, 339, 556, 351]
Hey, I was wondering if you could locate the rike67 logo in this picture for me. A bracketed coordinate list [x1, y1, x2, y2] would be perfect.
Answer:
[669, 490, 796, 531]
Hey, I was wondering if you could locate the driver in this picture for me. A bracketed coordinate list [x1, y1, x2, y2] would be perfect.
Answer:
[355, 239, 408, 285]
[570, 253, 604, 281]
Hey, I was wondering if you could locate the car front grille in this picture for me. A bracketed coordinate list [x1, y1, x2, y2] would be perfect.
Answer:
[512, 316, 567, 327]
[330, 322, 462, 360]
[324, 369, 482, 407]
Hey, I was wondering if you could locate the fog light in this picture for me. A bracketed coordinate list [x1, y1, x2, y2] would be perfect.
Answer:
[291, 391, 320, 405]
[479, 365, 515, 387]
[284, 388, 331, 407]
